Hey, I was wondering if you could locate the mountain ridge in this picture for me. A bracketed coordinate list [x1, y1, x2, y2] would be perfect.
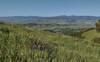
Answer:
[0, 15, 100, 24]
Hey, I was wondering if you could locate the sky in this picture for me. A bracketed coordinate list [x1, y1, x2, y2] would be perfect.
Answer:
[0, 0, 100, 16]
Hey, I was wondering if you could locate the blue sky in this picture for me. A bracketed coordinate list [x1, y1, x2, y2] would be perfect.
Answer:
[0, 0, 100, 16]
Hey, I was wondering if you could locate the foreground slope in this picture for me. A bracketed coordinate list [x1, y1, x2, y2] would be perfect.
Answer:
[0, 24, 100, 62]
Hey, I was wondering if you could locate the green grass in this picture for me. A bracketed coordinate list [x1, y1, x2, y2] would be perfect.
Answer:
[0, 24, 100, 62]
[82, 29, 100, 40]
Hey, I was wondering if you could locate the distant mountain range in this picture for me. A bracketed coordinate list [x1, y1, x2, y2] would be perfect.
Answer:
[0, 15, 100, 24]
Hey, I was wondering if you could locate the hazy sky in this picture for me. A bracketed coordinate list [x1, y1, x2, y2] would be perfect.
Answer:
[0, 0, 100, 16]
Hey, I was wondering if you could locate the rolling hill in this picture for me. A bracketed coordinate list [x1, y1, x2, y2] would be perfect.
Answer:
[0, 23, 100, 62]
[82, 29, 100, 41]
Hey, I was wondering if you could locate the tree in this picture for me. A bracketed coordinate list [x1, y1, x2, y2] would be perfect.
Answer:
[96, 19, 100, 32]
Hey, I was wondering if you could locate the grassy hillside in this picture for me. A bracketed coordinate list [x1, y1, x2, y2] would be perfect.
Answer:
[82, 29, 100, 40]
[0, 24, 100, 62]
